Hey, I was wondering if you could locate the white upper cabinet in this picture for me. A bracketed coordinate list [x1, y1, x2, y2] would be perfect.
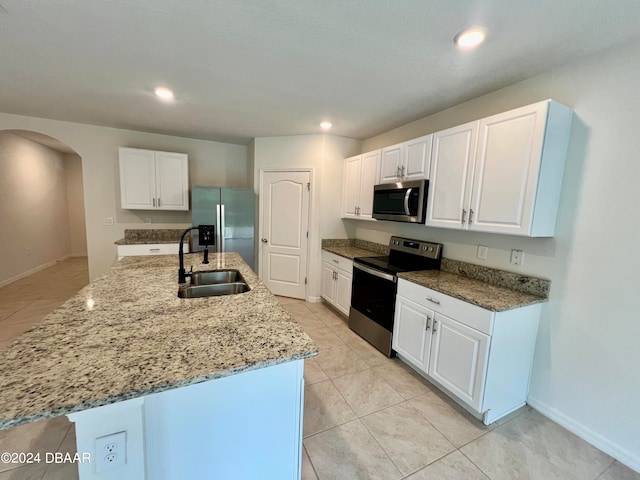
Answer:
[426, 100, 572, 236]
[379, 135, 431, 183]
[379, 144, 404, 183]
[404, 134, 432, 181]
[342, 150, 380, 220]
[119, 148, 189, 211]
[426, 122, 478, 229]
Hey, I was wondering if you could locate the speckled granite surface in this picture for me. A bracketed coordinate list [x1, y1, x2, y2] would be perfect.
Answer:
[0, 253, 317, 430]
[321, 239, 388, 259]
[115, 229, 189, 245]
[441, 258, 550, 297]
[398, 270, 546, 312]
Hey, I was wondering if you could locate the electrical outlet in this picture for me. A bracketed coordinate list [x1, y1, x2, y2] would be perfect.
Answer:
[144, 217, 152, 224]
[95, 431, 126, 473]
[477, 245, 488, 260]
[510, 249, 524, 266]
[104, 217, 114, 226]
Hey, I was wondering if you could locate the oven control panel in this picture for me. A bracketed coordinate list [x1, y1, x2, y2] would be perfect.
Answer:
[389, 236, 442, 259]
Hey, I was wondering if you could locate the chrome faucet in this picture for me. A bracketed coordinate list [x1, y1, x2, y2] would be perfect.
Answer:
[178, 225, 216, 283]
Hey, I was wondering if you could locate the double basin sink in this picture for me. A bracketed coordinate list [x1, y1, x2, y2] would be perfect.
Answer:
[178, 269, 250, 298]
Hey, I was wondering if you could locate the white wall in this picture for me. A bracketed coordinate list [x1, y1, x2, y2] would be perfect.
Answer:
[253, 134, 361, 300]
[64, 153, 88, 256]
[0, 132, 72, 285]
[0, 116, 248, 280]
[356, 40, 640, 470]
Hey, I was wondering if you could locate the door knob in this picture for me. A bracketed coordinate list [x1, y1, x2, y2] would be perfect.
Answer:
[261, 238, 268, 243]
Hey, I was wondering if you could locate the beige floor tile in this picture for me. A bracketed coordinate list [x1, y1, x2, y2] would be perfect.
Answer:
[409, 391, 492, 447]
[598, 461, 640, 480]
[373, 360, 434, 400]
[42, 462, 79, 480]
[293, 312, 329, 331]
[304, 326, 344, 349]
[314, 344, 369, 379]
[316, 311, 347, 328]
[304, 419, 402, 480]
[0, 417, 71, 472]
[301, 446, 318, 480]
[332, 369, 403, 416]
[495, 404, 532, 426]
[304, 358, 329, 385]
[0, 300, 34, 314]
[361, 402, 455, 476]
[328, 321, 360, 342]
[345, 335, 393, 367]
[461, 409, 613, 480]
[405, 451, 489, 480]
[0, 462, 48, 480]
[0, 322, 35, 344]
[305, 301, 331, 313]
[303, 380, 356, 437]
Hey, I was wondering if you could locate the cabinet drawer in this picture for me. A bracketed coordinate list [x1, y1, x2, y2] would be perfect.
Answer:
[321, 251, 353, 274]
[397, 279, 493, 335]
[117, 243, 187, 257]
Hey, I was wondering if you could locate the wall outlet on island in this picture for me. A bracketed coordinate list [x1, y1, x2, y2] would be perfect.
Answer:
[477, 245, 488, 260]
[145, 217, 152, 224]
[95, 431, 126, 472]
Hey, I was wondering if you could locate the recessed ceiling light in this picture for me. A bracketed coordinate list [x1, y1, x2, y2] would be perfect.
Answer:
[454, 28, 486, 48]
[320, 121, 332, 130]
[154, 87, 174, 101]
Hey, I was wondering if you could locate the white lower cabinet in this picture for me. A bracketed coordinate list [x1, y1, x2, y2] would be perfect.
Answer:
[321, 251, 353, 316]
[393, 278, 540, 424]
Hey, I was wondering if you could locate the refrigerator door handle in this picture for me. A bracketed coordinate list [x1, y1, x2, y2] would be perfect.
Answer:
[220, 204, 225, 253]
[216, 204, 222, 253]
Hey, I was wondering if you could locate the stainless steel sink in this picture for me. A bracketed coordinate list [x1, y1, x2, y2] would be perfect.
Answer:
[178, 282, 250, 298]
[190, 269, 244, 285]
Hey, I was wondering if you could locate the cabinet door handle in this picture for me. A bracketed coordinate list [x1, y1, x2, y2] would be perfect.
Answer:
[426, 297, 440, 305]
[153, 198, 156, 207]
[426, 316, 431, 330]
[432, 320, 438, 333]
[461, 209, 466, 225]
[333, 259, 339, 264]
[261, 238, 268, 243]
[469, 208, 474, 224]
[157, 198, 161, 207]
[400, 165, 405, 177]
[396, 166, 401, 178]
[149, 248, 161, 252]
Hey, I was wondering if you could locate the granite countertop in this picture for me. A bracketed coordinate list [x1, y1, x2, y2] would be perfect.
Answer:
[0, 253, 317, 430]
[115, 228, 188, 245]
[398, 270, 546, 312]
[321, 239, 388, 260]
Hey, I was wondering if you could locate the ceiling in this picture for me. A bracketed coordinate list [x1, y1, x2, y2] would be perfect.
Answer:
[1, 1, 640, 145]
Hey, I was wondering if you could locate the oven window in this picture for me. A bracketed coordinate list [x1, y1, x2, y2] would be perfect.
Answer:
[351, 267, 397, 331]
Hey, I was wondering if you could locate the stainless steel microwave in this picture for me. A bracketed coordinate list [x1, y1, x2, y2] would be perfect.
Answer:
[372, 180, 429, 223]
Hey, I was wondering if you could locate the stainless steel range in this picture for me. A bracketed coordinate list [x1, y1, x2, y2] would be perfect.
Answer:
[349, 236, 442, 357]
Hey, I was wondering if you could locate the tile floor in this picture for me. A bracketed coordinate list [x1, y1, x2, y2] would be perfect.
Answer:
[0, 260, 637, 479]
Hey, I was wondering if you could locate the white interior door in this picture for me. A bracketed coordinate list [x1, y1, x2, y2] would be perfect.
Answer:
[260, 171, 310, 299]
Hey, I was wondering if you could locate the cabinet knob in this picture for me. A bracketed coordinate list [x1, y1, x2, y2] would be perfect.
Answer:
[261, 238, 268, 243]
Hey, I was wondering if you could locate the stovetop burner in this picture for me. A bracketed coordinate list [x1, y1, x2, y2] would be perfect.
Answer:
[353, 236, 442, 274]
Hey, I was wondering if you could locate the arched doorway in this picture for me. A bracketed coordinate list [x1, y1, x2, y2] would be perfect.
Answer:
[0, 129, 88, 290]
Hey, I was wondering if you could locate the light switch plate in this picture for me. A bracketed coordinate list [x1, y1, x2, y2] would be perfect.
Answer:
[477, 245, 488, 260]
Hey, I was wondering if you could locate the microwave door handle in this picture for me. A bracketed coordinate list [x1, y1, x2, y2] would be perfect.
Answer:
[404, 188, 413, 215]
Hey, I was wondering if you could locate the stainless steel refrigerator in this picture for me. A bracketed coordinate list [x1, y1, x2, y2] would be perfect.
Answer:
[190, 186, 256, 270]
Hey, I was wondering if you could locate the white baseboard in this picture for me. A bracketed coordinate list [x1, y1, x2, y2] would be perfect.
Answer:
[71, 253, 88, 258]
[0, 254, 74, 288]
[306, 296, 322, 303]
[528, 396, 640, 473]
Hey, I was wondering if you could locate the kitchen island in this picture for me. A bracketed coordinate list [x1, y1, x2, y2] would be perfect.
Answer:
[0, 252, 317, 479]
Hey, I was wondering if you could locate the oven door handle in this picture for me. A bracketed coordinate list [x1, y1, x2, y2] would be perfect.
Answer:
[404, 188, 413, 216]
[354, 262, 397, 283]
